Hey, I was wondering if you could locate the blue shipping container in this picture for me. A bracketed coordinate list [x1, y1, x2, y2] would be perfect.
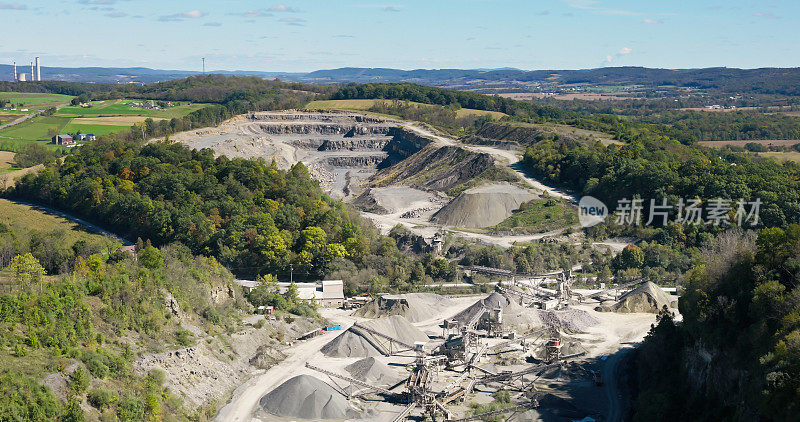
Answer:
[325, 326, 341, 331]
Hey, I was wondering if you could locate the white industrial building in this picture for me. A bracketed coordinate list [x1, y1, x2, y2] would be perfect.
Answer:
[278, 280, 345, 307]
[235, 279, 346, 307]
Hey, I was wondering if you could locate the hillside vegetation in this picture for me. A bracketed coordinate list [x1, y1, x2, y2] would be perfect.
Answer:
[633, 228, 800, 421]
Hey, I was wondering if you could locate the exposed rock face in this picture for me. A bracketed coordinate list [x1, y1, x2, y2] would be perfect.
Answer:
[318, 138, 391, 151]
[249, 122, 394, 136]
[372, 144, 495, 192]
[325, 155, 389, 168]
[172, 111, 431, 200]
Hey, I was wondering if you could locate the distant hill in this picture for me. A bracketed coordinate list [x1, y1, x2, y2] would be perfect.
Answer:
[2, 65, 800, 96]
[0, 64, 300, 84]
[293, 67, 800, 95]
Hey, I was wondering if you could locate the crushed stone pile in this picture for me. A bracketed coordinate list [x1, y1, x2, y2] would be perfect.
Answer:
[453, 292, 542, 332]
[596, 281, 676, 314]
[345, 357, 403, 386]
[259, 374, 358, 420]
[431, 182, 537, 228]
[321, 315, 429, 357]
[536, 308, 599, 333]
[355, 293, 455, 323]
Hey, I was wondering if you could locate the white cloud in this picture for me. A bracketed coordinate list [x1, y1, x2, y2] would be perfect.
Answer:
[159, 10, 205, 21]
[241, 10, 271, 18]
[279, 17, 305, 25]
[619, 47, 633, 55]
[105, 11, 126, 18]
[643, 18, 663, 24]
[562, 0, 640, 16]
[269, 4, 297, 13]
[0, 2, 26, 9]
[753, 12, 780, 19]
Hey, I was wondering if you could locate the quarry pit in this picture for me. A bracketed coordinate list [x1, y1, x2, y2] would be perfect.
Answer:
[171, 110, 577, 245]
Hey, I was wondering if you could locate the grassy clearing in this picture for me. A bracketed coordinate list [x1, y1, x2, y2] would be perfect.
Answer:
[491, 197, 577, 233]
[56, 99, 207, 119]
[455, 108, 507, 119]
[0, 199, 112, 245]
[0, 151, 18, 175]
[0, 92, 73, 108]
[758, 152, 800, 163]
[306, 99, 508, 119]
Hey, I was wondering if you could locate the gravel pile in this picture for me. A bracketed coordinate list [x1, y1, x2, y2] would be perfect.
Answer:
[597, 281, 676, 314]
[259, 375, 358, 420]
[355, 293, 454, 323]
[345, 357, 403, 386]
[321, 315, 429, 357]
[536, 308, 599, 333]
[431, 182, 538, 228]
[453, 292, 542, 332]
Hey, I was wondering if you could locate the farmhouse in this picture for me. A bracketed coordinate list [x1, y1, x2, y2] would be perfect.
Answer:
[51, 134, 74, 145]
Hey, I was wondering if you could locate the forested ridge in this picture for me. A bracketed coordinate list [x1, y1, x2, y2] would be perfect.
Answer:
[521, 136, 800, 227]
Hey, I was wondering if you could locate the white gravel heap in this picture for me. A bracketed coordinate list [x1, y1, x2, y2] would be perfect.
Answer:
[345, 357, 403, 386]
[355, 292, 455, 323]
[431, 182, 537, 228]
[259, 374, 358, 420]
[321, 315, 429, 357]
[597, 281, 676, 314]
[536, 308, 599, 333]
[453, 292, 543, 332]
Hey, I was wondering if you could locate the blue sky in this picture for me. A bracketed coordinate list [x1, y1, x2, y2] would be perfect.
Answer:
[1, 0, 798, 72]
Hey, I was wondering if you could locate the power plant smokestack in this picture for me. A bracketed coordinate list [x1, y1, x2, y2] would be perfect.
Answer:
[13, 62, 16, 81]
[35, 57, 40, 81]
[30, 62, 34, 82]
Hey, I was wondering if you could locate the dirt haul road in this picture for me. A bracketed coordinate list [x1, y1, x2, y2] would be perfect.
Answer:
[214, 310, 358, 422]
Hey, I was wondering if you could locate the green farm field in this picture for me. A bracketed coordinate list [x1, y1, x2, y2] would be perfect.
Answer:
[56, 99, 207, 118]
[0, 98, 209, 151]
[0, 115, 70, 143]
[60, 123, 130, 136]
[0, 91, 73, 108]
